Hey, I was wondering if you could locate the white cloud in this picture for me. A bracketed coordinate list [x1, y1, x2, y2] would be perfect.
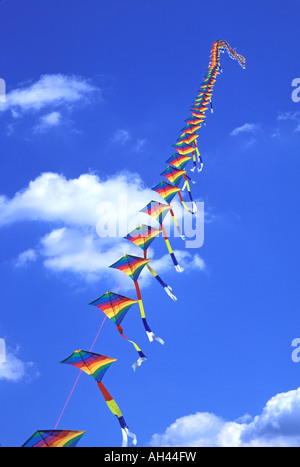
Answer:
[0, 74, 97, 114]
[0, 171, 187, 283]
[151, 251, 205, 276]
[0, 171, 155, 227]
[15, 249, 37, 268]
[0, 171, 205, 283]
[230, 123, 260, 136]
[33, 111, 62, 133]
[40, 226, 137, 283]
[149, 386, 300, 447]
[0, 347, 37, 383]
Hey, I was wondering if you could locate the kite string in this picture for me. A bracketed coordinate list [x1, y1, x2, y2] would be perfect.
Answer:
[54, 273, 126, 430]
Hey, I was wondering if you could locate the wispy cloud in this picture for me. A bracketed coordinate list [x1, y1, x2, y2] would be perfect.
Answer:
[33, 111, 62, 133]
[15, 249, 37, 268]
[278, 111, 300, 132]
[112, 130, 147, 153]
[133, 138, 147, 153]
[112, 129, 131, 145]
[149, 386, 300, 447]
[230, 123, 260, 137]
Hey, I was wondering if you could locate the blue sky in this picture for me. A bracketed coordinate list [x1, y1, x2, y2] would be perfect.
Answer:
[0, 0, 300, 447]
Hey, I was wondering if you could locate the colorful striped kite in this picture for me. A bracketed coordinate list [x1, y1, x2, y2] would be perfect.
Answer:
[22, 430, 86, 448]
[109, 255, 164, 344]
[61, 350, 137, 447]
[125, 224, 177, 301]
[152, 179, 195, 215]
[160, 166, 197, 214]
[89, 292, 147, 370]
[151, 180, 188, 234]
[140, 200, 184, 273]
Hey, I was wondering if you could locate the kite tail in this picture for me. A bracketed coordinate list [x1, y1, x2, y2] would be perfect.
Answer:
[184, 175, 197, 215]
[178, 191, 193, 215]
[191, 150, 197, 172]
[146, 263, 177, 302]
[161, 225, 184, 273]
[116, 325, 147, 371]
[194, 142, 203, 172]
[170, 208, 185, 240]
[97, 382, 137, 447]
[134, 280, 165, 345]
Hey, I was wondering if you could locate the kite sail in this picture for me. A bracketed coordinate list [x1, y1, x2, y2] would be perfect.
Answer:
[152, 179, 195, 215]
[140, 201, 184, 273]
[161, 166, 197, 214]
[61, 350, 137, 447]
[151, 179, 189, 225]
[22, 430, 86, 448]
[125, 224, 177, 301]
[109, 255, 164, 344]
[89, 292, 147, 370]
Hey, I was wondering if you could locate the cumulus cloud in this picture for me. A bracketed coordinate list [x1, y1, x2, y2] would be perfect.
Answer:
[39, 226, 138, 283]
[0, 171, 155, 227]
[0, 74, 98, 134]
[0, 347, 38, 383]
[230, 123, 260, 137]
[0, 74, 97, 114]
[149, 386, 300, 447]
[0, 171, 203, 283]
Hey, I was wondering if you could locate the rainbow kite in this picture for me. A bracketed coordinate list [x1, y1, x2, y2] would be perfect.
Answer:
[125, 224, 177, 301]
[89, 292, 147, 370]
[61, 350, 137, 447]
[109, 254, 164, 344]
[152, 178, 195, 216]
[160, 166, 197, 214]
[22, 430, 86, 448]
[140, 200, 184, 273]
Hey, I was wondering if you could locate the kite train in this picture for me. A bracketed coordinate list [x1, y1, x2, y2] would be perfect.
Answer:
[24, 40, 245, 447]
